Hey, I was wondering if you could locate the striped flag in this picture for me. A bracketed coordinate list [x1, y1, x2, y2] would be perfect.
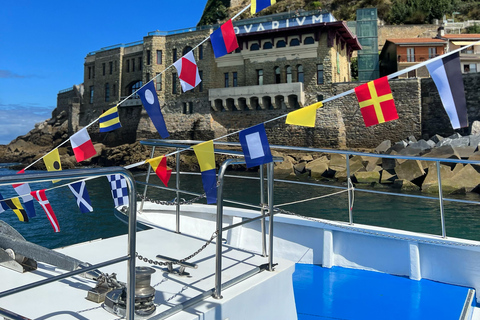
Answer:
[0, 192, 10, 214]
[426, 52, 468, 129]
[5, 198, 28, 222]
[146, 155, 172, 187]
[31, 189, 60, 233]
[210, 19, 239, 58]
[99, 106, 122, 132]
[354, 76, 398, 127]
[70, 128, 96, 162]
[193, 141, 217, 204]
[12, 169, 36, 218]
[251, 0, 276, 14]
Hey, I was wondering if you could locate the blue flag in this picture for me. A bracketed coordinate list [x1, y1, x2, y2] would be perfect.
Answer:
[239, 123, 273, 168]
[99, 106, 122, 132]
[107, 175, 129, 207]
[137, 81, 170, 138]
[0, 192, 10, 214]
[251, 0, 276, 14]
[68, 181, 93, 213]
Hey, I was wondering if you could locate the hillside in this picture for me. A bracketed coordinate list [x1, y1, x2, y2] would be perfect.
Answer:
[197, 0, 480, 26]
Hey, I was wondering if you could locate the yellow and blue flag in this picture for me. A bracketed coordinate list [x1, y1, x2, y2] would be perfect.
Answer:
[251, 0, 276, 14]
[99, 106, 122, 132]
[193, 141, 217, 204]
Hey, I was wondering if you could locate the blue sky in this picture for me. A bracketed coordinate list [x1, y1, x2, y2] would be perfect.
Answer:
[0, 0, 208, 145]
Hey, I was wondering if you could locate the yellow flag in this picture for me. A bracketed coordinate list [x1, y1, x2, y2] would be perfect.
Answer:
[285, 102, 323, 127]
[43, 149, 62, 182]
[193, 141, 215, 172]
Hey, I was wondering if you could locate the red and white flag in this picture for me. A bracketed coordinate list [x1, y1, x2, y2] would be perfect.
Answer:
[173, 51, 202, 92]
[31, 189, 60, 232]
[70, 128, 96, 162]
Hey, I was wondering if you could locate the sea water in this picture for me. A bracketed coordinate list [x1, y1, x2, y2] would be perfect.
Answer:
[1, 165, 480, 250]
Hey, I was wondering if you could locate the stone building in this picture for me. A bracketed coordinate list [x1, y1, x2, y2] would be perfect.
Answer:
[76, 10, 361, 145]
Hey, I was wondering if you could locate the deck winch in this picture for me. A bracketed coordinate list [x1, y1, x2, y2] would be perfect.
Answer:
[104, 266, 156, 317]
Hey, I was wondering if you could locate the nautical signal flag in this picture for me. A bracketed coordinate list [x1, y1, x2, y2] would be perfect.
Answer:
[43, 149, 62, 183]
[107, 174, 129, 207]
[173, 51, 202, 92]
[31, 190, 60, 233]
[99, 106, 122, 132]
[0, 192, 9, 214]
[5, 198, 28, 222]
[70, 128, 96, 162]
[354, 76, 398, 127]
[251, 0, 276, 14]
[13, 169, 36, 218]
[193, 141, 217, 204]
[426, 52, 468, 129]
[138, 81, 170, 139]
[285, 102, 323, 127]
[210, 19, 239, 58]
[68, 181, 93, 213]
[239, 124, 273, 168]
[146, 155, 172, 187]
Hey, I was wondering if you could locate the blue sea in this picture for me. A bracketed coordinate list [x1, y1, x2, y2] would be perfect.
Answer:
[1, 164, 480, 249]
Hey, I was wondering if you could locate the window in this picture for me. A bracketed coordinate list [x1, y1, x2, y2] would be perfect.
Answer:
[109, 61, 113, 74]
[132, 59, 135, 72]
[257, 69, 263, 85]
[199, 45, 203, 60]
[139, 57, 142, 71]
[263, 42, 273, 49]
[183, 46, 193, 56]
[157, 50, 162, 64]
[147, 50, 151, 65]
[172, 73, 177, 94]
[129, 81, 142, 97]
[297, 65, 304, 83]
[407, 48, 415, 62]
[156, 73, 162, 91]
[126, 60, 130, 72]
[290, 38, 300, 46]
[173, 48, 177, 62]
[304, 37, 315, 45]
[182, 102, 187, 114]
[102, 63, 106, 76]
[88, 67, 92, 79]
[188, 102, 193, 114]
[286, 66, 292, 83]
[464, 64, 477, 73]
[250, 43, 260, 51]
[105, 83, 110, 102]
[146, 73, 150, 82]
[317, 64, 324, 84]
[93, 67, 95, 78]
[276, 40, 286, 48]
[407, 69, 416, 78]
[224, 73, 229, 88]
[428, 47, 436, 59]
[274, 66, 281, 83]
[233, 72, 238, 87]
[199, 70, 203, 92]
[89, 86, 94, 104]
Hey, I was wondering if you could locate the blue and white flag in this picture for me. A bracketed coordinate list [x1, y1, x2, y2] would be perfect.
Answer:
[68, 181, 93, 213]
[0, 192, 9, 214]
[12, 169, 36, 218]
[239, 123, 273, 168]
[137, 81, 170, 139]
[107, 174, 129, 207]
[426, 52, 468, 129]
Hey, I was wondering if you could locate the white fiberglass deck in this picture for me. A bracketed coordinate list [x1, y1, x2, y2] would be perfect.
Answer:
[0, 228, 297, 319]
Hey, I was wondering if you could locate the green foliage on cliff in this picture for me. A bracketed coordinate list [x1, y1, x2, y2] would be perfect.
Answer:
[197, 0, 230, 26]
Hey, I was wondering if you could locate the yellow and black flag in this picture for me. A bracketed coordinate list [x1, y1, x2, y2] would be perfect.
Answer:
[5, 198, 28, 222]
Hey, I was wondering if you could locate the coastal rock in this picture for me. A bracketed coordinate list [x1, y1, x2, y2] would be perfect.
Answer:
[375, 140, 391, 154]
[395, 160, 425, 182]
[380, 170, 397, 184]
[393, 179, 420, 191]
[471, 121, 480, 135]
[354, 171, 380, 184]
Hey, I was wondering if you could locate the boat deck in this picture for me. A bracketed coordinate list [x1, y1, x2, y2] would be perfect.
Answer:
[293, 264, 476, 320]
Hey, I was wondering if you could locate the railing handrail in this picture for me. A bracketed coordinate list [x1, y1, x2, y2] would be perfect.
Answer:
[0, 167, 137, 320]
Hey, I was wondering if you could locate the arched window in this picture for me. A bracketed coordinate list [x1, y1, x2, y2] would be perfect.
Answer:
[286, 66, 292, 83]
[297, 65, 304, 83]
[263, 41, 273, 49]
[182, 46, 193, 56]
[304, 37, 315, 45]
[290, 38, 300, 46]
[127, 80, 143, 97]
[276, 40, 286, 48]
[250, 43, 260, 51]
[274, 66, 281, 83]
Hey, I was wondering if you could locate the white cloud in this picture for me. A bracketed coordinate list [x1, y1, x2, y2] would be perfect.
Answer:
[0, 104, 53, 144]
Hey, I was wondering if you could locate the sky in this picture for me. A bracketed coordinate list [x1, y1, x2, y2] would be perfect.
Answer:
[0, 0, 209, 145]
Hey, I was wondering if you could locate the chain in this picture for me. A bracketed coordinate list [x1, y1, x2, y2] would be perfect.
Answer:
[135, 230, 219, 266]
[273, 206, 480, 248]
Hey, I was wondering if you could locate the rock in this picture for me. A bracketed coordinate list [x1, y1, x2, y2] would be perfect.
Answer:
[393, 179, 420, 191]
[469, 135, 480, 149]
[364, 157, 382, 171]
[471, 121, 480, 135]
[293, 162, 306, 175]
[329, 154, 346, 171]
[445, 164, 480, 193]
[423, 145, 461, 160]
[395, 160, 425, 181]
[380, 170, 397, 184]
[375, 140, 391, 154]
[354, 171, 380, 184]
[308, 162, 329, 179]
[382, 154, 397, 170]
[274, 157, 294, 178]
[407, 135, 418, 143]
[349, 155, 365, 173]
[300, 154, 313, 162]
[448, 133, 463, 140]
[408, 139, 432, 152]
[429, 134, 444, 144]
[305, 156, 329, 170]
[390, 140, 407, 153]
[421, 162, 455, 191]
[398, 147, 423, 158]
[451, 146, 476, 159]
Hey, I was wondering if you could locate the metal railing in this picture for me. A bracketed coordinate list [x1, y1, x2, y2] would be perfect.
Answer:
[0, 167, 137, 320]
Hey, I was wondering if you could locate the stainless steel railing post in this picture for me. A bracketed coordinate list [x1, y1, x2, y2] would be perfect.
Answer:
[214, 160, 228, 299]
[267, 162, 275, 271]
[176, 148, 181, 233]
[347, 155, 353, 225]
[437, 161, 447, 238]
[140, 146, 156, 212]
[259, 165, 267, 257]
